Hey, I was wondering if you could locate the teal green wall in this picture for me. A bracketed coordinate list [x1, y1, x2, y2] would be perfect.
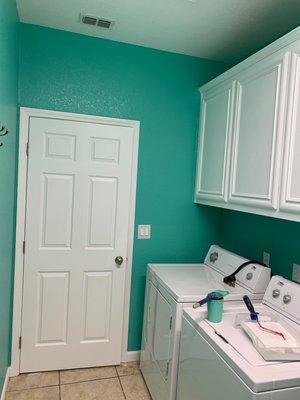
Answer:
[219, 209, 300, 279]
[19, 24, 226, 351]
[0, 0, 19, 390]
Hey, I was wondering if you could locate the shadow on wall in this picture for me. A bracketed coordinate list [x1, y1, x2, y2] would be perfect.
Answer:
[219, 209, 300, 279]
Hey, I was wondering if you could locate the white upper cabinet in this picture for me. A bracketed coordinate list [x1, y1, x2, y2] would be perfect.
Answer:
[195, 27, 300, 222]
[280, 49, 300, 216]
[195, 80, 234, 204]
[229, 53, 289, 210]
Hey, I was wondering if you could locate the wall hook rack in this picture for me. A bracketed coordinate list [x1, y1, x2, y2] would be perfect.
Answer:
[0, 123, 9, 147]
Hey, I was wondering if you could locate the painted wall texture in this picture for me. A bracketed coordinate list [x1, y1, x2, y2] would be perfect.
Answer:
[19, 23, 227, 351]
[0, 0, 19, 390]
[16, 20, 300, 362]
[219, 209, 300, 279]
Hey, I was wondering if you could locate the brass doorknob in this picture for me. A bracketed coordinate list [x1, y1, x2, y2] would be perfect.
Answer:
[115, 256, 124, 266]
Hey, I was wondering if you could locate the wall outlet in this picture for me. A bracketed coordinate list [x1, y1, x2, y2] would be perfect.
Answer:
[263, 251, 270, 267]
[292, 263, 300, 283]
[138, 225, 151, 239]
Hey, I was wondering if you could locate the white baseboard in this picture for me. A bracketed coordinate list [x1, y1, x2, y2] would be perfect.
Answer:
[1, 367, 11, 400]
[122, 351, 140, 363]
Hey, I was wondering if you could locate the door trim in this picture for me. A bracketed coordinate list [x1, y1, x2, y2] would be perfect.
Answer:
[11, 107, 140, 376]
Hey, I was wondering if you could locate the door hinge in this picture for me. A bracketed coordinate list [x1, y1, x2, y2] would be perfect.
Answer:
[26, 142, 29, 157]
[169, 316, 173, 330]
[19, 336, 22, 349]
[22, 241, 25, 254]
[166, 361, 169, 376]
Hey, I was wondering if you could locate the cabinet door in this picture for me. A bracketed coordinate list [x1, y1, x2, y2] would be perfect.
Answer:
[195, 80, 235, 204]
[280, 51, 300, 216]
[229, 53, 289, 211]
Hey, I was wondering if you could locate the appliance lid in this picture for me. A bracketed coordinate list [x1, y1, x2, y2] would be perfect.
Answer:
[148, 264, 262, 302]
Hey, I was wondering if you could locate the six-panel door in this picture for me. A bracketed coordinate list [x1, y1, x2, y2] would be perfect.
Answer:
[21, 116, 135, 372]
[195, 80, 235, 204]
[228, 52, 289, 210]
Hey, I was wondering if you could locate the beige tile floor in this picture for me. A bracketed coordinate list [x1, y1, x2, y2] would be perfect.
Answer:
[6, 362, 151, 400]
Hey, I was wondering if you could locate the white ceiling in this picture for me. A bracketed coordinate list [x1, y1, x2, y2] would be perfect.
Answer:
[17, 0, 300, 63]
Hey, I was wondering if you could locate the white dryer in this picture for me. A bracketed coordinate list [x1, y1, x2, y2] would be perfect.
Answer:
[177, 276, 300, 400]
[140, 245, 271, 400]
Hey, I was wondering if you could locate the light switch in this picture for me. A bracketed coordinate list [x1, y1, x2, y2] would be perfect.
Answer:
[293, 263, 300, 283]
[138, 225, 151, 239]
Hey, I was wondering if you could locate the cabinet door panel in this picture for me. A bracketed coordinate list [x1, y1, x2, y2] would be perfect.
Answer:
[195, 81, 234, 203]
[280, 51, 300, 215]
[229, 54, 288, 210]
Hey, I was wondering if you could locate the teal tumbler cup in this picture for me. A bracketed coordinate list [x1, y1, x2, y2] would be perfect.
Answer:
[207, 298, 224, 323]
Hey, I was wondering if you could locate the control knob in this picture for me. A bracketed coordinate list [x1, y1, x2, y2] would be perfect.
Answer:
[283, 294, 291, 304]
[246, 272, 253, 280]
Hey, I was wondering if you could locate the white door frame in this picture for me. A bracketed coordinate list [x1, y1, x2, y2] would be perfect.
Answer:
[11, 107, 140, 376]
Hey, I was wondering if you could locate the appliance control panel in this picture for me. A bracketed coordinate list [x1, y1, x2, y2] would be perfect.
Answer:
[235, 262, 271, 293]
[263, 276, 300, 324]
[205, 245, 271, 294]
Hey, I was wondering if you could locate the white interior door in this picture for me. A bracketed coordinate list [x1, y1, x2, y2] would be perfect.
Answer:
[20, 116, 136, 372]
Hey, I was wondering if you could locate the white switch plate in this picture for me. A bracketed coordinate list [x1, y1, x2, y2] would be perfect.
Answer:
[293, 263, 300, 283]
[138, 225, 151, 239]
[263, 251, 270, 267]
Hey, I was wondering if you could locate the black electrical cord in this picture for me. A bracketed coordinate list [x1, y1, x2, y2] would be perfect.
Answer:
[223, 260, 269, 286]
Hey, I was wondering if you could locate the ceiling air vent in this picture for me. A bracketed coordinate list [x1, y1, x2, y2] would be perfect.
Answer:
[81, 14, 114, 29]
[82, 16, 97, 26]
[97, 19, 112, 29]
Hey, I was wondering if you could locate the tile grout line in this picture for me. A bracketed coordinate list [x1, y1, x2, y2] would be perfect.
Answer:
[59, 374, 119, 386]
[59, 370, 61, 400]
[6, 384, 59, 393]
[140, 373, 151, 397]
[7, 366, 138, 398]
[118, 375, 127, 400]
[7, 375, 123, 394]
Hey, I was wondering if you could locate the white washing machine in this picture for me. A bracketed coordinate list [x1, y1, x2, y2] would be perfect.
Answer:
[177, 276, 300, 400]
[140, 245, 271, 400]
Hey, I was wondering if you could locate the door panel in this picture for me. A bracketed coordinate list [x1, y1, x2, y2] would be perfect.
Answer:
[143, 281, 173, 382]
[21, 116, 135, 372]
[37, 272, 69, 344]
[153, 289, 173, 380]
[45, 132, 76, 160]
[145, 280, 156, 347]
[87, 177, 117, 248]
[82, 271, 112, 341]
[280, 51, 300, 214]
[195, 80, 234, 203]
[41, 173, 74, 247]
[229, 53, 289, 210]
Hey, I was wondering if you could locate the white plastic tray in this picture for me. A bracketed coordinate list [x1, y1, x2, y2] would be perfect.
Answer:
[235, 313, 300, 361]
